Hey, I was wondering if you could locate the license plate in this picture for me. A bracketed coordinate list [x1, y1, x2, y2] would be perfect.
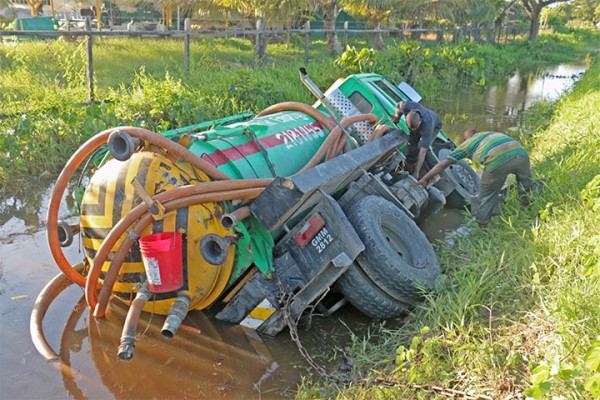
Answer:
[310, 227, 334, 254]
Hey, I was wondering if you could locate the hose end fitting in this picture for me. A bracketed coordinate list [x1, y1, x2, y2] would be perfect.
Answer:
[221, 206, 251, 230]
[161, 293, 191, 340]
[57, 220, 79, 247]
[108, 130, 143, 161]
[117, 336, 136, 361]
[200, 234, 232, 266]
[116, 282, 151, 361]
[220, 214, 237, 230]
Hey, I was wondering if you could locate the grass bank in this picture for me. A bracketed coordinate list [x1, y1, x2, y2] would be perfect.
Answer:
[297, 52, 600, 399]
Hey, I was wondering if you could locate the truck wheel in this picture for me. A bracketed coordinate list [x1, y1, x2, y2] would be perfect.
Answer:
[346, 195, 440, 304]
[335, 262, 411, 319]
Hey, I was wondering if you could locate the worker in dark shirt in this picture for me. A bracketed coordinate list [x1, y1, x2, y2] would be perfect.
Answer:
[391, 101, 443, 179]
[417, 128, 534, 227]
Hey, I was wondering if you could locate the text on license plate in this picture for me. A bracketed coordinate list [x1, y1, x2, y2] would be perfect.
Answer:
[311, 227, 333, 254]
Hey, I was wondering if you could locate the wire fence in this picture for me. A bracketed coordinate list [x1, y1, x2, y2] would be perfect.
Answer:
[0, 17, 529, 106]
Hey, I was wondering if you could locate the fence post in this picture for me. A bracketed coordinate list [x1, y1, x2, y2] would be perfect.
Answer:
[184, 18, 190, 75]
[85, 17, 94, 103]
[343, 21, 348, 50]
[304, 20, 310, 66]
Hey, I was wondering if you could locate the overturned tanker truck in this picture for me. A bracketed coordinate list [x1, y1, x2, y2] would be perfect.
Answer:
[34, 69, 479, 361]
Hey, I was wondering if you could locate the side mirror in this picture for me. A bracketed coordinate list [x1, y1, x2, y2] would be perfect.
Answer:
[397, 82, 422, 103]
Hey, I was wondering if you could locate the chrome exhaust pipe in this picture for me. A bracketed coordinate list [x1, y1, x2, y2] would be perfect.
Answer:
[299, 68, 359, 148]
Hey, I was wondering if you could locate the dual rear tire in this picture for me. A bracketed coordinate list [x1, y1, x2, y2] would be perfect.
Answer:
[336, 196, 440, 319]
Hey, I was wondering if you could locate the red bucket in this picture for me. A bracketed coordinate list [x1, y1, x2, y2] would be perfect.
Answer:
[139, 232, 183, 293]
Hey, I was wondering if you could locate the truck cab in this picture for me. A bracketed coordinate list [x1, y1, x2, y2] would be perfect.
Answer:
[311, 73, 477, 206]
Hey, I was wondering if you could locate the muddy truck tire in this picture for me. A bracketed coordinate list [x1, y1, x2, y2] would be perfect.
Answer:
[336, 196, 441, 318]
[335, 261, 411, 319]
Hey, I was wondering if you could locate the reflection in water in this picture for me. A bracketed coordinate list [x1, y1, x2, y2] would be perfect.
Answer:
[54, 292, 377, 399]
[82, 302, 278, 399]
[0, 177, 78, 238]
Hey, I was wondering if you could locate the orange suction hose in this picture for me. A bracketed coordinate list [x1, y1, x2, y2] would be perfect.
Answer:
[256, 102, 336, 132]
[304, 113, 378, 170]
[333, 114, 377, 156]
[31, 263, 86, 361]
[47, 128, 119, 287]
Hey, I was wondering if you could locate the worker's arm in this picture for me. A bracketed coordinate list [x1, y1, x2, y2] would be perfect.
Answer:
[417, 159, 452, 186]
[412, 147, 429, 179]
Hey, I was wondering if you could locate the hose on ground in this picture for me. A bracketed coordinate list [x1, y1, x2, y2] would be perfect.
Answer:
[31, 263, 86, 361]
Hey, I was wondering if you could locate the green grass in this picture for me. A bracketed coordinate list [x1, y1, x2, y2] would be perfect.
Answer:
[296, 52, 600, 400]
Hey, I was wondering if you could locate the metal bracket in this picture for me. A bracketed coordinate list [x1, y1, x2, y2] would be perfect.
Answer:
[131, 177, 165, 220]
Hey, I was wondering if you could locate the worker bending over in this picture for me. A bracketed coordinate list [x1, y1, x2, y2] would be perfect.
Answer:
[392, 101, 443, 179]
[417, 128, 534, 227]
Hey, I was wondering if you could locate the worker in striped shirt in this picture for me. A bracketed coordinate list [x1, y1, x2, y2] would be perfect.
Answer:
[417, 128, 534, 227]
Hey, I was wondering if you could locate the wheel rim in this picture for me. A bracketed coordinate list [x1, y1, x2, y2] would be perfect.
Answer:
[448, 162, 478, 194]
[381, 216, 427, 270]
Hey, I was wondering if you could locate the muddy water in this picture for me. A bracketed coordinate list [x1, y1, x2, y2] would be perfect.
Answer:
[427, 63, 587, 143]
[0, 64, 585, 399]
[0, 184, 377, 399]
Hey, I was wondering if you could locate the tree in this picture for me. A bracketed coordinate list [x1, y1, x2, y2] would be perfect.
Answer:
[179, 0, 309, 65]
[448, 0, 496, 42]
[521, 0, 570, 40]
[492, 0, 518, 43]
[342, 0, 395, 49]
[314, 0, 342, 56]
[571, 0, 600, 24]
